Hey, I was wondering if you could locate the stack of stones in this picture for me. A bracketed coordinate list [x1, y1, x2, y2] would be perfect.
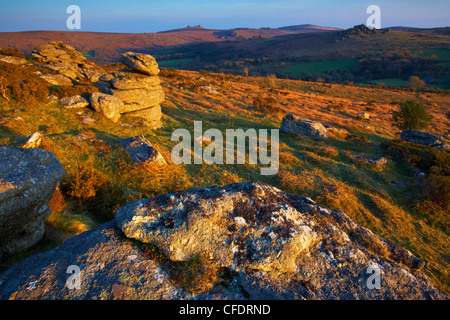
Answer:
[96, 52, 165, 129]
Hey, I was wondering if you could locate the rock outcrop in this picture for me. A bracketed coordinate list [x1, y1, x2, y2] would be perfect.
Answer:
[0, 146, 65, 257]
[97, 52, 165, 128]
[0, 55, 27, 65]
[31, 41, 104, 83]
[0, 182, 446, 300]
[39, 74, 73, 87]
[280, 114, 329, 140]
[29, 43, 164, 127]
[400, 130, 441, 147]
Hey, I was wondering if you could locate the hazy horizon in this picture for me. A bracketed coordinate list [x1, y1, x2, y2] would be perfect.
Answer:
[0, 0, 449, 33]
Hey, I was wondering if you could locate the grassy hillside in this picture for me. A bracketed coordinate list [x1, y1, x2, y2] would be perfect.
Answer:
[0, 62, 449, 294]
[150, 26, 450, 90]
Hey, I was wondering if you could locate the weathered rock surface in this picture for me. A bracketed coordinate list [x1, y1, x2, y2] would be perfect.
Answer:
[280, 114, 329, 140]
[123, 105, 163, 129]
[39, 74, 73, 87]
[96, 53, 165, 125]
[89, 92, 124, 123]
[31, 41, 105, 82]
[120, 52, 160, 76]
[198, 85, 220, 95]
[60, 95, 90, 109]
[356, 112, 370, 120]
[0, 146, 65, 257]
[0, 221, 188, 300]
[22, 132, 43, 149]
[0, 55, 27, 65]
[118, 135, 167, 165]
[108, 88, 165, 113]
[401, 130, 441, 147]
[110, 71, 161, 90]
[0, 181, 446, 300]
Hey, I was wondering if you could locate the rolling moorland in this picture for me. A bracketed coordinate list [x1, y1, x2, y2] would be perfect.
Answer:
[149, 25, 450, 90]
[0, 24, 341, 64]
[0, 28, 448, 298]
[1, 24, 449, 90]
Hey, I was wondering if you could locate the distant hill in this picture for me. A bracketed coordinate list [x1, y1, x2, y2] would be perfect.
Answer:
[278, 24, 342, 32]
[157, 25, 208, 33]
[389, 26, 450, 35]
[148, 24, 450, 89]
[0, 24, 342, 64]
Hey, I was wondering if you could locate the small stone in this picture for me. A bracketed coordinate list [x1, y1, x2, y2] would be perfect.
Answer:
[60, 95, 90, 109]
[23, 132, 43, 149]
[118, 135, 167, 165]
[356, 112, 370, 120]
[280, 114, 328, 140]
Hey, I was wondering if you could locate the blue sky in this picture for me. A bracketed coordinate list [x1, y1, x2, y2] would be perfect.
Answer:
[0, 0, 448, 33]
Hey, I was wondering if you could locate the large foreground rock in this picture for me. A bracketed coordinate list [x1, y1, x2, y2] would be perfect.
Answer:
[0, 182, 446, 300]
[0, 147, 65, 257]
[280, 114, 329, 140]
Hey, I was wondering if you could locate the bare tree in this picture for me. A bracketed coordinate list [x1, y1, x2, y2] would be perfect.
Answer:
[408, 76, 426, 91]
[243, 66, 249, 76]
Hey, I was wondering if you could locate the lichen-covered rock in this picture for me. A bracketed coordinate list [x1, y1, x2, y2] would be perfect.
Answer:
[356, 112, 370, 120]
[89, 92, 124, 123]
[0, 182, 446, 300]
[122, 105, 162, 129]
[120, 52, 160, 76]
[280, 114, 329, 140]
[31, 41, 105, 82]
[60, 95, 90, 109]
[400, 130, 441, 147]
[110, 71, 161, 90]
[118, 135, 166, 165]
[0, 146, 65, 257]
[0, 221, 186, 300]
[0, 55, 27, 65]
[39, 74, 73, 86]
[22, 132, 43, 149]
[108, 88, 165, 113]
[97, 53, 165, 125]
